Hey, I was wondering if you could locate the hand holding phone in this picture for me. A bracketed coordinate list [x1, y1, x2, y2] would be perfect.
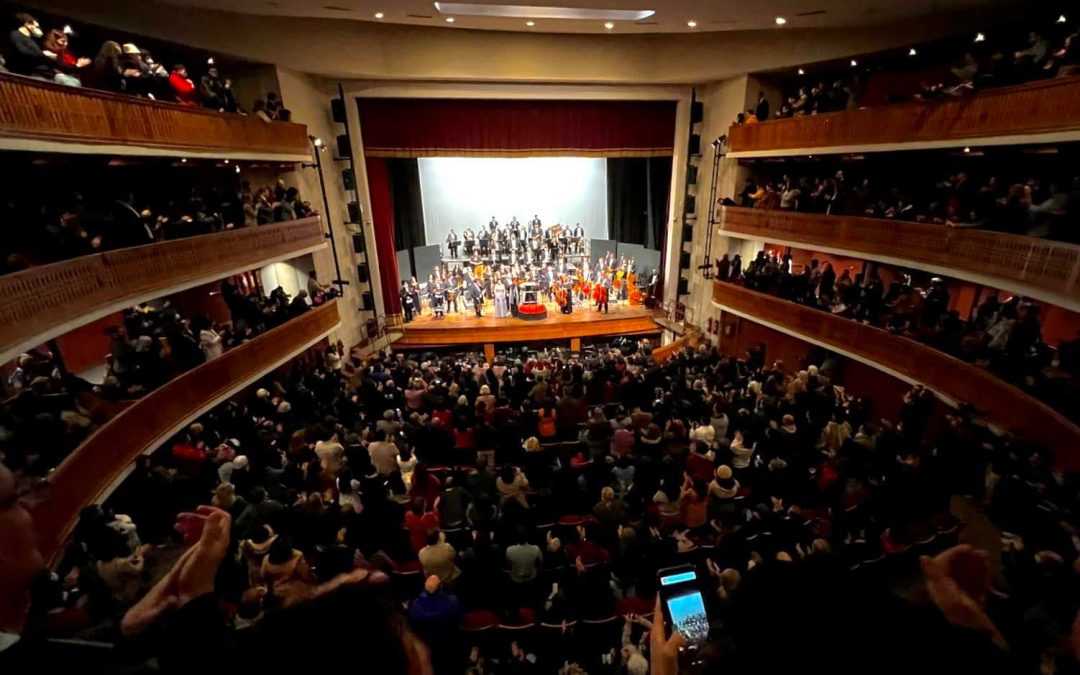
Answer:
[651, 595, 687, 675]
[656, 565, 709, 649]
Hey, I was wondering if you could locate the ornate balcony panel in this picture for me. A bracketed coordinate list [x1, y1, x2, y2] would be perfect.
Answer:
[712, 281, 1080, 468]
[32, 301, 341, 564]
[0, 73, 311, 160]
[728, 77, 1080, 156]
[0, 217, 327, 364]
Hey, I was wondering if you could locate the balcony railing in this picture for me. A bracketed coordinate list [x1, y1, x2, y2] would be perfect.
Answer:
[717, 206, 1080, 308]
[712, 281, 1080, 468]
[32, 300, 341, 564]
[0, 73, 311, 160]
[728, 77, 1080, 156]
[0, 217, 327, 364]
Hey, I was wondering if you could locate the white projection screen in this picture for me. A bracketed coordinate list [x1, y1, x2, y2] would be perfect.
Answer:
[418, 157, 608, 250]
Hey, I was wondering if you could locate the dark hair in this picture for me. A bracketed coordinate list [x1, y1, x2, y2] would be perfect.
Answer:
[499, 465, 515, 484]
[15, 12, 36, 25]
[250, 524, 273, 545]
[425, 530, 441, 547]
[266, 536, 294, 564]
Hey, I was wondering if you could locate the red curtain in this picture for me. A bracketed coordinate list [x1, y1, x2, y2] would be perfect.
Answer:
[358, 99, 677, 158]
[365, 156, 403, 316]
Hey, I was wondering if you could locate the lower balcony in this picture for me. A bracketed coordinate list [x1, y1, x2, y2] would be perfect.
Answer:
[31, 300, 341, 564]
[711, 281, 1080, 468]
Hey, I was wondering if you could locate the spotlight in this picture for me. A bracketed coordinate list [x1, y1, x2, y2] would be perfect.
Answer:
[797, 68, 805, 75]
[850, 59, 858, 67]
[235, 165, 241, 174]
[774, 16, 786, 25]
[687, 20, 697, 28]
[974, 32, 985, 42]
[223, 159, 229, 164]
[445, 16, 455, 22]
[62, 24, 74, 35]
[1057, 14, 1067, 24]
[526, 20, 535, 26]
[963, 146, 971, 153]
[207, 57, 214, 65]
[374, 11, 384, 18]
[908, 48, 917, 56]
[603, 21, 614, 30]
[181, 158, 187, 163]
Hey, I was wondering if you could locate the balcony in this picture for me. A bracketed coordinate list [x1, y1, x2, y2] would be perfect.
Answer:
[717, 206, 1080, 310]
[711, 281, 1080, 468]
[0, 217, 327, 364]
[32, 300, 341, 564]
[727, 77, 1080, 157]
[0, 73, 311, 160]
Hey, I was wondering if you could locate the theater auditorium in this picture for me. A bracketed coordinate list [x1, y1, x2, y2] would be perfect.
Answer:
[1, 0, 1080, 673]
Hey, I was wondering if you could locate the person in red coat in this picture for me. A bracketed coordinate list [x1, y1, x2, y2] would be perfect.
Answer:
[595, 284, 609, 314]
[168, 64, 199, 106]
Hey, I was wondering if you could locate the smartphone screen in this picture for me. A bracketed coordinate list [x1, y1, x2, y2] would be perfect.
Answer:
[659, 567, 709, 647]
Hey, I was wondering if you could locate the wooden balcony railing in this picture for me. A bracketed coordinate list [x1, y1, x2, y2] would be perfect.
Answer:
[712, 281, 1080, 468]
[32, 301, 341, 564]
[728, 76, 1080, 155]
[717, 206, 1080, 308]
[0, 217, 326, 364]
[0, 73, 311, 160]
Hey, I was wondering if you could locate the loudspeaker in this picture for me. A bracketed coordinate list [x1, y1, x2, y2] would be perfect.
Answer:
[688, 133, 701, 156]
[682, 225, 693, 242]
[356, 263, 369, 283]
[347, 201, 361, 224]
[342, 168, 355, 190]
[685, 195, 696, 215]
[690, 100, 704, 124]
[678, 277, 689, 295]
[336, 134, 351, 158]
[331, 98, 347, 123]
[680, 251, 690, 269]
[352, 233, 365, 253]
[687, 165, 698, 185]
[361, 291, 374, 311]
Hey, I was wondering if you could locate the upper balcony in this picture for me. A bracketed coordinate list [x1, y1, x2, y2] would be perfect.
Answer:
[727, 77, 1080, 158]
[0, 217, 326, 364]
[31, 300, 341, 564]
[711, 280, 1080, 468]
[0, 73, 311, 161]
[717, 206, 1080, 311]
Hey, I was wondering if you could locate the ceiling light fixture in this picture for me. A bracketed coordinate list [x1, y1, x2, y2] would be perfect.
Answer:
[963, 146, 971, 153]
[446, 16, 455, 22]
[687, 20, 697, 28]
[908, 47, 917, 56]
[850, 59, 857, 67]
[603, 21, 614, 29]
[774, 16, 786, 25]
[433, 3, 654, 21]
[374, 11, 384, 18]
[181, 158, 187, 163]
[974, 32, 985, 42]
[1057, 14, 1067, 24]
[798, 68, 805, 75]
[525, 20, 534, 26]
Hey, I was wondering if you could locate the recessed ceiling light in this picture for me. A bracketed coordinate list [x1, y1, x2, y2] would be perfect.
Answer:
[963, 146, 971, 153]
[374, 11, 384, 18]
[974, 32, 985, 42]
[774, 16, 786, 25]
[525, 20, 534, 26]
[850, 59, 857, 67]
[908, 48, 917, 56]
[603, 21, 615, 29]
[1057, 14, 1067, 24]
[181, 158, 187, 163]
[434, 3, 654, 21]
[797, 68, 805, 75]
[224, 159, 230, 164]
[446, 16, 455, 22]
[687, 20, 697, 28]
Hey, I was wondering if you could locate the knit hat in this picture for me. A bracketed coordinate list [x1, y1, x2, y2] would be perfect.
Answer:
[716, 465, 733, 480]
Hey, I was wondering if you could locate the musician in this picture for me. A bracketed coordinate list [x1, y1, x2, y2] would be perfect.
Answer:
[442, 276, 457, 314]
[596, 282, 609, 314]
[401, 281, 416, 322]
[479, 229, 491, 256]
[494, 275, 509, 318]
[468, 277, 484, 317]
[509, 216, 521, 238]
[488, 216, 499, 234]
[529, 214, 541, 229]
[463, 227, 476, 255]
[446, 228, 460, 258]
[558, 226, 570, 255]
[571, 223, 584, 253]
[428, 274, 445, 318]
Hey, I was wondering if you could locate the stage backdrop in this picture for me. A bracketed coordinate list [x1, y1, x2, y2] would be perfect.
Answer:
[418, 157, 608, 253]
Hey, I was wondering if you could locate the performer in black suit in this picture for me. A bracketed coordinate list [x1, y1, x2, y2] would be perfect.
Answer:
[401, 281, 415, 322]
[468, 277, 484, 317]
[446, 229, 460, 258]
[463, 227, 475, 256]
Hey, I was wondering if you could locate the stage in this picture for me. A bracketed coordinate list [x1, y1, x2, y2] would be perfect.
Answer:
[394, 301, 662, 350]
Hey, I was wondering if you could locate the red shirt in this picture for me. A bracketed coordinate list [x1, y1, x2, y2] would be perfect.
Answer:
[687, 452, 714, 484]
[405, 511, 439, 553]
[169, 72, 199, 106]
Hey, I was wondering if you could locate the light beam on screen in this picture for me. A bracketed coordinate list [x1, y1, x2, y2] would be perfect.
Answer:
[417, 157, 608, 249]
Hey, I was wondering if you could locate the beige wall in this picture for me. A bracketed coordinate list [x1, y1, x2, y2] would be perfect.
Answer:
[30, 0, 992, 85]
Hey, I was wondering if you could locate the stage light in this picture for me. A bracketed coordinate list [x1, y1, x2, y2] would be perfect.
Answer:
[433, 3, 654, 21]
[223, 159, 229, 164]
[235, 165, 241, 174]
[850, 59, 858, 67]
[1057, 15, 1067, 24]
[181, 158, 187, 163]
[974, 32, 985, 42]
[62, 24, 74, 35]
[526, 20, 535, 26]
[797, 68, 805, 75]
[604, 21, 615, 30]
[908, 48, 917, 56]
[774, 16, 786, 25]
[207, 57, 214, 65]
[963, 146, 971, 153]
[687, 20, 697, 28]
[445, 16, 455, 22]
[374, 11, 384, 18]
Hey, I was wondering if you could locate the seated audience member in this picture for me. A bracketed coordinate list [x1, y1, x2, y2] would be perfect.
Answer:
[7, 13, 55, 80]
[168, 63, 198, 105]
[43, 28, 89, 86]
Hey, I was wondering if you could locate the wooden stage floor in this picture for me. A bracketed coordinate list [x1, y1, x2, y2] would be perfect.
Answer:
[395, 301, 662, 348]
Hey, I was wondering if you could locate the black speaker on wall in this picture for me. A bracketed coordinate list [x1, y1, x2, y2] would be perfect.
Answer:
[690, 100, 704, 124]
[685, 195, 696, 215]
[342, 169, 355, 190]
[356, 264, 369, 283]
[682, 225, 693, 242]
[680, 251, 690, 269]
[347, 202, 361, 224]
[361, 292, 374, 311]
[688, 134, 701, 156]
[331, 98, 347, 123]
[352, 233, 366, 253]
[678, 278, 689, 295]
[687, 165, 698, 185]
[336, 134, 351, 158]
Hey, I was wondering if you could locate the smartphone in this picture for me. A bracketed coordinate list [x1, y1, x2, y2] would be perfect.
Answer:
[657, 565, 709, 649]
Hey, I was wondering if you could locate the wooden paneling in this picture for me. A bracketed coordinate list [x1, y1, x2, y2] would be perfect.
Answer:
[396, 309, 661, 348]
[0, 73, 310, 159]
[712, 281, 1080, 468]
[719, 206, 1080, 308]
[32, 301, 341, 564]
[0, 217, 326, 364]
[728, 77, 1080, 155]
